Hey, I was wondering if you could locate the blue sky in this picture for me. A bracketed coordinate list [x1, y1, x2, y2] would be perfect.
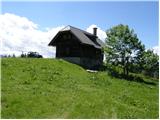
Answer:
[1, 1, 158, 51]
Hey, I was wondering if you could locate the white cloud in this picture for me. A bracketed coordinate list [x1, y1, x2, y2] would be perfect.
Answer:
[86, 24, 107, 42]
[0, 13, 64, 58]
[152, 46, 159, 55]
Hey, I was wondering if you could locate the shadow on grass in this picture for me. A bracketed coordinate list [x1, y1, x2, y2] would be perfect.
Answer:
[107, 68, 157, 86]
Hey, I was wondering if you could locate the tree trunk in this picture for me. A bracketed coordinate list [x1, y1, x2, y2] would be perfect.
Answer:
[126, 57, 129, 76]
[123, 66, 126, 75]
[126, 67, 129, 76]
[122, 55, 126, 75]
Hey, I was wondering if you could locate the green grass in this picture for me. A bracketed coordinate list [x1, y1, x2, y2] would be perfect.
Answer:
[1, 58, 159, 119]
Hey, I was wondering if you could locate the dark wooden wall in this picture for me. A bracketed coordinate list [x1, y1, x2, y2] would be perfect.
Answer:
[55, 31, 103, 65]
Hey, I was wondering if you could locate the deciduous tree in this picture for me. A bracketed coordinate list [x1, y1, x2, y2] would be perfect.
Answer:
[105, 24, 144, 76]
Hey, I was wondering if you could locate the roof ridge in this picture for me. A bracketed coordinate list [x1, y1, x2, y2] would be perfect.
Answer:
[60, 25, 71, 31]
[66, 25, 97, 37]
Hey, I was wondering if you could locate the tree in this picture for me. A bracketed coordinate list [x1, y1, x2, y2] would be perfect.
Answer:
[8, 55, 11, 58]
[129, 44, 145, 73]
[21, 51, 26, 58]
[105, 24, 144, 76]
[140, 50, 159, 78]
[12, 54, 16, 58]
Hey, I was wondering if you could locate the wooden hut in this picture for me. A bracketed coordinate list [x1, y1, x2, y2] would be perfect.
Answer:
[48, 25, 104, 69]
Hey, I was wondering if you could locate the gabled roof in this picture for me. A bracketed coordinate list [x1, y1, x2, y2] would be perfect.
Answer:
[48, 25, 105, 49]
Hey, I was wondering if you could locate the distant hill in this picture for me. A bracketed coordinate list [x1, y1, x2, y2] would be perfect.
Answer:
[1, 58, 159, 118]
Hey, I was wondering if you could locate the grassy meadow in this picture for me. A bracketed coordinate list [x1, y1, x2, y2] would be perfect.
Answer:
[1, 58, 159, 118]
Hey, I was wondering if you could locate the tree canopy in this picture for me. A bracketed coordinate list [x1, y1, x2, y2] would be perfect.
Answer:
[140, 50, 159, 78]
[104, 24, 145, 76]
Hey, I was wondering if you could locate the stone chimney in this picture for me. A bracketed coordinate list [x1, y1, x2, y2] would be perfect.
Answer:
[93, 27, 97, 36]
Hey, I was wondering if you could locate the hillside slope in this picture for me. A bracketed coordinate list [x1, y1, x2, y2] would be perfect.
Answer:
[1, 58, 159, 118]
